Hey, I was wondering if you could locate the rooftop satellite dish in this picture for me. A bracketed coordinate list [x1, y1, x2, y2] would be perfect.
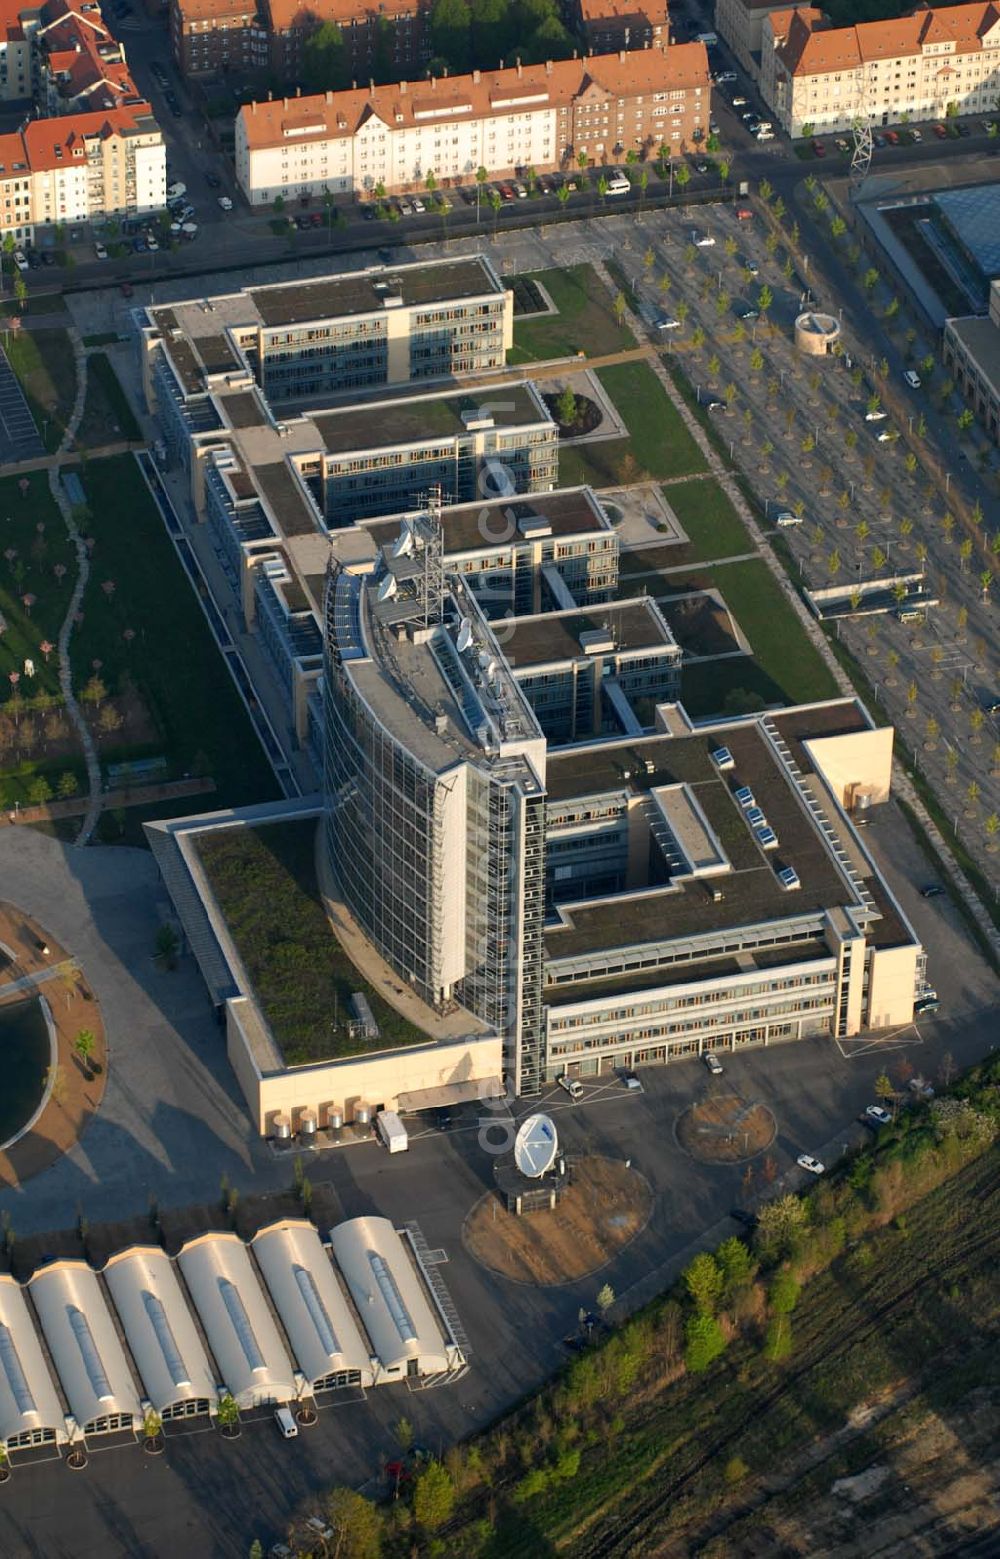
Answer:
[391, 523, 414, 559]
[377, 573, 397, 602]
[456, 618, 473, 653]
[514, 1113, 558, 1179]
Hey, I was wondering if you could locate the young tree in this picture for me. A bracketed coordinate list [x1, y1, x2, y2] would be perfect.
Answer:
[555, 386, 577, 427]
[324, 1488, 383, 1559]
[684, 1312, 727, 1372]
[682, 1251, 723, 1314]
[413, 1460, 455, 1530]
[74, 1028, 96, 1072]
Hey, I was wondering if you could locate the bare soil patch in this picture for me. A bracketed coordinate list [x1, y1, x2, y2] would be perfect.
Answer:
[676, 1093, 776, 1164]
[463, 1155, 653, 1286]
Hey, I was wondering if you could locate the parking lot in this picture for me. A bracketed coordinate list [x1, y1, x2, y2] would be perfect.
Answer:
[604, 195, 999, 888]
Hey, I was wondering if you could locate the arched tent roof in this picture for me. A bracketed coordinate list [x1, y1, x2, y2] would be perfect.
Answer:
[177, 1234, 296, 1410]
[251, 1219, 374, 1390]
[328, 1217, 452, 1379]
[103, 1247, 219, 1416]
[0, 1275, 67, 1448]
[28, 1262, 141, 1433]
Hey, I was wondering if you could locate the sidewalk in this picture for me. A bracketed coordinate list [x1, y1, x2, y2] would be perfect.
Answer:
[0, 774, 216, 830]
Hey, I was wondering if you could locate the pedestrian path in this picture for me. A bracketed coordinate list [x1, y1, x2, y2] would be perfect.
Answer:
[45, 328, 102, 848]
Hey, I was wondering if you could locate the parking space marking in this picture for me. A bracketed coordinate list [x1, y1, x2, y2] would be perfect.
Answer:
[835, 1023, 922, 1059]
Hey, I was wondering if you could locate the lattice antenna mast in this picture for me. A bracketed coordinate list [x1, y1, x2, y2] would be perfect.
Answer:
[850, 59, 874, 185]
[417, 483, 446, 629]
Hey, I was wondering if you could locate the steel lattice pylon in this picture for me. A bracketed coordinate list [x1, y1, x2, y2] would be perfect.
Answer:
[850, 117, 873, 184]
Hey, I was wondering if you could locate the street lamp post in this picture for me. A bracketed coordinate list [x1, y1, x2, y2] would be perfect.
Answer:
[945, 471, 952, 493]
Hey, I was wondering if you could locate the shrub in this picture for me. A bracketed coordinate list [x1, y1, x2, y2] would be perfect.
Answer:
[512, 1467, 550, 1504]
[684, 1313, 727, 1373]
[768, 1269, 800, 1316]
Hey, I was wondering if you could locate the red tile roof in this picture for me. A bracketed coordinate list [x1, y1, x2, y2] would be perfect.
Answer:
[23, 101, 157, 170]
[778, 0, 1000, 76]
[240, 43, 710, 147]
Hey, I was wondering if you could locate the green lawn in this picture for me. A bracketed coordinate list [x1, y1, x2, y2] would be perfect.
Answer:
[664, 476, 754, 561]
[73, 456, 279, 809]
[77, 353, 140, 448]
[598, 361, 706, 480]
[196, 819, 429, 1065]
[508, 264, 635, 362]
[0, 470, 75, 703]
[558, 361, 707, 490]
[666, 559, 839, 708]
[681, 656, 790, 717]
[5, 329, 76, 452]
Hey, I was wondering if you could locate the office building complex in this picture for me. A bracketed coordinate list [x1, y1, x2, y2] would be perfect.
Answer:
[944, 277, 1000, 445]
[322, 511, 923, 1097]
[757, 0, 1000, 138]
[234, 46, 711, 204]
[143, 253, 922, 1130]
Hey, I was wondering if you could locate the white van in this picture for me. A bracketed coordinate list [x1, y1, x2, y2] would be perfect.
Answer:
[274, 1407, 298, 1439]
[606, 171, 631, 195]
[755, 128, 774, 141]
[696, 31, 718, 44]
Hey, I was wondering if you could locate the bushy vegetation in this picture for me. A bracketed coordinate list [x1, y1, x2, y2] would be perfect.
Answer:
[196, 819, 428, 1064]
[274, 1052, 1000, 1557]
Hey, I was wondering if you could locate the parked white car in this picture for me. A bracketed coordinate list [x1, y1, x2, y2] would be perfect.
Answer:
[903, 369, 922, 388]
[217, 195, 233, 211]
[797, 1154, 825, 1175]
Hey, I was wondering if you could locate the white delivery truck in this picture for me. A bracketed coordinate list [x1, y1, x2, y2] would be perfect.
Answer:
[376, 1109, 409, 1153]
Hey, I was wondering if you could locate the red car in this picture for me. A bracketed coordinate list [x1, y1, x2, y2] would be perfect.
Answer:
[933, 122, 948, 138]
[735, 207, 753, 220]
[884, 129, 899, 145]
[499, 184, 515, 201]
[310, 211, 323, 226]
[812, 139, 826, 157]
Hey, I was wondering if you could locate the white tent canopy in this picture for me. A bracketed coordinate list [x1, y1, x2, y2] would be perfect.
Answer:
[0, 1275, 67, 1450]
[328, 1217, 453, 1380]
[28, 1262, 141, 1436]
[251, 1220, 374, 1392]
[177, 1234, 296, 1410]
[103, 1247, 219, 1419]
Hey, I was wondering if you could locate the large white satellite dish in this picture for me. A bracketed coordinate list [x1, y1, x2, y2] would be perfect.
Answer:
[377, 573, 397, 602]
[514, 1113, 558, 1179]
[456, 618, 473, 653]
[391, 523, 414, 559]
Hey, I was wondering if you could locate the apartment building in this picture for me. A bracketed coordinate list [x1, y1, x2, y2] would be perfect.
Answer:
[265, 0, 426, 84]
[714, 0, 799, 80]
[168, 0, 267, 79]
[168, 0, 425, 83]
[0, 131, 32, 241]
[0, 0, 138, 110]
[23, 104, 165, 226]
[0, 0, 32, 102]
[760, 0, 1000, 138]
[234, 45, 711, 202]
[0, 103, 164, 240]
[576, 0, 669, 55]
[944, 278, 1000, 445]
